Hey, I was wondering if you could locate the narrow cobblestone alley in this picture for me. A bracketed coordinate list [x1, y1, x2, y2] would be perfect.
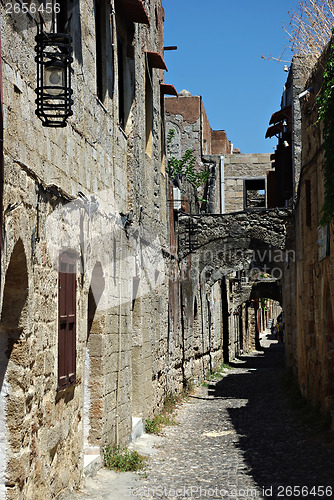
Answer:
[63, 333, 334, 500]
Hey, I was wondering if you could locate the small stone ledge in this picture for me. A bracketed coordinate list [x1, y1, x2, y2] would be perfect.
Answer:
[84, 452, 102, 478]
[131, 417, 145, 441]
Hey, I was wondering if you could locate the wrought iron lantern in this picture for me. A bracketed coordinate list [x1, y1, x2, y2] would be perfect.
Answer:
[35, 20, 73, 127]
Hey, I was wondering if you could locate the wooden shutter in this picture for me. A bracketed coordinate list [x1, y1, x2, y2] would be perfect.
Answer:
[58, 251, 77, 390]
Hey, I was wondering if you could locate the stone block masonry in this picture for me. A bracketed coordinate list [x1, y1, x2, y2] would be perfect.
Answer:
[0, 4, 287, 499]
[224, 154, 273, 214]
[0, 1, 182, 498]
[284, 47, 334, 416]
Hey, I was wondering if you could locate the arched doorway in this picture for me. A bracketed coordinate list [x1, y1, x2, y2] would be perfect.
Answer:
[0, 239, 28, 498]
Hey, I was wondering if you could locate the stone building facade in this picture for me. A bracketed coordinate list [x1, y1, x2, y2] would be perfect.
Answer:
[265, 55, 312, 382]
[265, 45, 334, 423]
[266, 55, 312, 209]
[177, 207, 290, 360]
[165, 90, 232, 163]
[165, 91, 232, 212]
[166, 91, 273, 215]
[0, 2, 306, 498]
[165, 91, 233, 371]
[0, 1, 209, 498]
[281, 46, 334, 418]
[166, 92, 283, 367]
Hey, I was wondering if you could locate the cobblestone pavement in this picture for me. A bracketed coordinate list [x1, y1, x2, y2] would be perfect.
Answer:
[62, 334, 334, 500]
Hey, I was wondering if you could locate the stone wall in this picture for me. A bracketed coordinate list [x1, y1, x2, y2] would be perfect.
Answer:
[166, 174, 224, 389]
[165, 94, 284, 379]
[200, 153, 273, 215]
[285, 42, 334, 415]
[165, 94, 203, 166]
[0, 1, 174, 498]
[178, 209, 291, 261]
[176, 208, 292, 363]
[283, 55, 314, 197]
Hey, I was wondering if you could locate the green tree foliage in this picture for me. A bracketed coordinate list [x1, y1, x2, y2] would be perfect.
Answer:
[166, 129, 210, 189]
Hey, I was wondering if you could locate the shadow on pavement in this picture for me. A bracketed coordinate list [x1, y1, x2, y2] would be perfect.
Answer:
[209, 341, 334, 497]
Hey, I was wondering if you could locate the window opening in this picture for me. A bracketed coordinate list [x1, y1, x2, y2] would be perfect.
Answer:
[145, 67, 153, 156]
[56, 0, 72, 33]
[117, 36, 125, 126]
[95, 0, 106, 102]
[194, 296, 198, 320]
[244, 179, 266, 209]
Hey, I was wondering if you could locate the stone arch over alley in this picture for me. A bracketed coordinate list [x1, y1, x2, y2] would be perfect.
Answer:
[177, 209, 293, 261]
[176, 208, 292, 367]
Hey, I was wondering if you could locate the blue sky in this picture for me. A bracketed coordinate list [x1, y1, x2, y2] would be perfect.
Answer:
[163, 1, 300, 154]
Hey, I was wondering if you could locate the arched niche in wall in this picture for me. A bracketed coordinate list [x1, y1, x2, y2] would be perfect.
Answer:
[0, 238, 29, 498]
[166, 122, 181, 159]
[1, 238, 28, 334]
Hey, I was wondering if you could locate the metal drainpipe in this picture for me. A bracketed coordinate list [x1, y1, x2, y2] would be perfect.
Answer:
[0, 30, 4, 285]
[199, 97, 203, 158]
[110, 0, 121, 448]
[116, 228, 122, 448]
[220, 156, 224, 214]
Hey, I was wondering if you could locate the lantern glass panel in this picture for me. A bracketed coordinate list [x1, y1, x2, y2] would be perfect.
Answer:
[44, 62, 65, 96]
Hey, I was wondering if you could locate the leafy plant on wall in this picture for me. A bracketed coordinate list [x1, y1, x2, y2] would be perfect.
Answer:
[318, 28, 334, 225]
[166, 129, 210, 189]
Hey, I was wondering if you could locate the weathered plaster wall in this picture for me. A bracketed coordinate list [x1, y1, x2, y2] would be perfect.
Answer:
[165, 95, 203, 174]
[165, 94, 232, 167]
[211, 130, 231, 155]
